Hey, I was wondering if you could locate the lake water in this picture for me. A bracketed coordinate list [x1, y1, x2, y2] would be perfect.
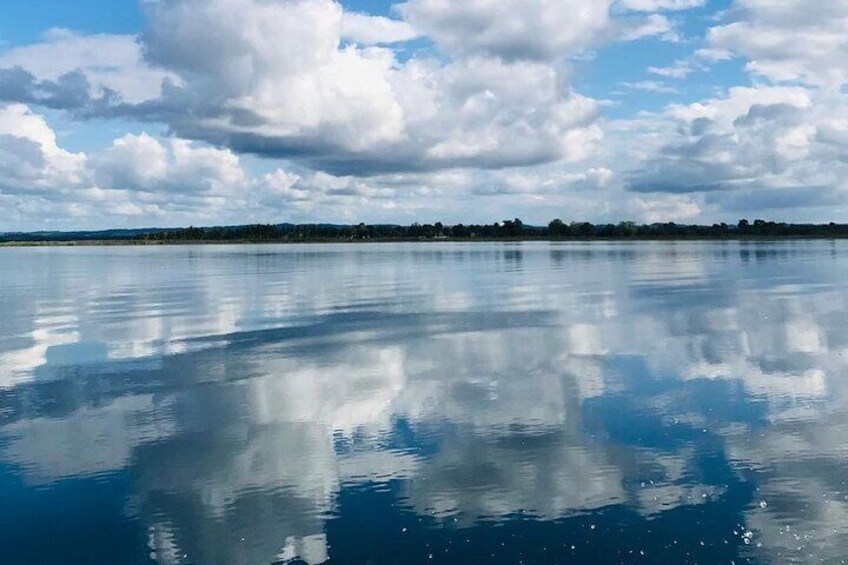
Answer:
[2, 241, 848, 564]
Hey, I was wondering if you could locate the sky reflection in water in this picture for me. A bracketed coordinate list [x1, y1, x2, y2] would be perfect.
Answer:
[1, 242, 848, 564]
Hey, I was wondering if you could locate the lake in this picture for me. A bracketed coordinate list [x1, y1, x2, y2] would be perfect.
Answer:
[2, 241, 848, 564]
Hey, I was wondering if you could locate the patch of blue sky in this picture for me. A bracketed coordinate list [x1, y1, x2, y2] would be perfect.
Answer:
[41, 108, 167, 153]
[574, 38, 689, 115]
[343, 0, 399, 17]
[241, 154, 301, 176]
[576, 0, 745, 119]
[0, 0, 143, 45]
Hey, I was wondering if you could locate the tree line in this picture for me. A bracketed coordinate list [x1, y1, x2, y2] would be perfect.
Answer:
[131, 219, 848, 242]
[5, 219, 848, 243]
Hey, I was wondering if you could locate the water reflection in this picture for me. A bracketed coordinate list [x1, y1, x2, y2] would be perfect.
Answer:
[2, 242, 848, 563]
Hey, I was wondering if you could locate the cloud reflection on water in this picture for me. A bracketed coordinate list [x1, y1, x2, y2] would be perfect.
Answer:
[2, 242, 848, 563]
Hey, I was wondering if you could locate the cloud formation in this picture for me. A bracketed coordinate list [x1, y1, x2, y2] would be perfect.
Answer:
[131, 0, 611, 176]
[95, 133, 246, 195]
[397, 0, 612, 61]
[0, 104, 87, 195]
[0, 0, 847, 228]
[709, 0, 848, 87]
[626, 85, 848, 217]
[0, 29, 173, 105]
[617, 0, 705, 11]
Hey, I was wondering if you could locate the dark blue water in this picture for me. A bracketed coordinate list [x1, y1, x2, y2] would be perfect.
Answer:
[1, 242, 847, 564]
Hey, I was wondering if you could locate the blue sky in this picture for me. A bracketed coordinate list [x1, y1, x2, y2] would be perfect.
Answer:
[0, 1, 143, 44]
[1, 0, 847, 230]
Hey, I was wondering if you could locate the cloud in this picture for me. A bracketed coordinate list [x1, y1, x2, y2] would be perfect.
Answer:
[0, 103, 87, 194]
[0, 105, 301, 228]
[628, 193, 702, 222]
[0, 29, 173, 104]
[616, 0, 705, 11]
[123, 0, 606, 176]
[0, 105, 502, 228]
[0, 0, 704, 222]
[94, 133, 246, 195]
[2, 0, 847, 227]
[618, 0, 848, 217]
[139, 0, 407, 154]
[617, 13, 678, 42]
[397, 0, 613, 62]
[648, 60, 693, 79]
[341, 13, 420, 45]
[0, 67, 99, 110]
[625, 85, 848, 220]
[708, 0, 848, 87]
[621, 80, 678, 93]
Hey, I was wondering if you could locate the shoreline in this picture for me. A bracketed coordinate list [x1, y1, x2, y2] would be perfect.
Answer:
[4, 236, 848, 247]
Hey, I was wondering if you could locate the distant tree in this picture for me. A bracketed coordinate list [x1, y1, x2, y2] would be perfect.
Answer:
[618, 221, 637, 237]
[572, 222, 596, 237]
[502, 218, 524, 237]
[354, 223, 370, 239]
[548, 219, 568, 237]
[451, 224, 470, 238]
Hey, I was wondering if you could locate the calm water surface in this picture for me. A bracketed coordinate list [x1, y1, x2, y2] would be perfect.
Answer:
[2, 242, 848, 564]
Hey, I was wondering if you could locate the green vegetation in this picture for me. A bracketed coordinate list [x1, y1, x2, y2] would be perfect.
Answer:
[4, 219, 848, 245]
[107, 219, 848, 242]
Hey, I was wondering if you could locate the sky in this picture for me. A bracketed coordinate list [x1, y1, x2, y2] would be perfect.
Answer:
[1, 0, 847, 230]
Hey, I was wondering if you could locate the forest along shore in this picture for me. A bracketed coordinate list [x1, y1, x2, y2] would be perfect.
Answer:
[4, 219, 848, 245]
